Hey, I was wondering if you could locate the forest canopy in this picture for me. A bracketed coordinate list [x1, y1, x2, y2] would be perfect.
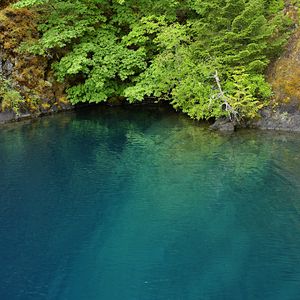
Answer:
[14, 0, 294, 121]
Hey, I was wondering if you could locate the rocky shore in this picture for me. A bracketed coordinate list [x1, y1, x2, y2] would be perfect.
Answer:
[0, 106, 73, 125]
[210, 107, 300, 133]
[1, 1, 300, 133]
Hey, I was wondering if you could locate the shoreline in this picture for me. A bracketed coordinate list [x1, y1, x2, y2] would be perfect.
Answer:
[2, 104, 300, 133]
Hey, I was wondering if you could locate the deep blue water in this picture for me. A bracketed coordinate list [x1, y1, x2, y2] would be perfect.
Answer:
[1, 105, 300, 300]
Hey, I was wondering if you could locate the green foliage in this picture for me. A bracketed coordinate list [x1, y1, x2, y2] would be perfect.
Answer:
[14, 0, 293, 121]
[53, 28, 146, 104]
[266, 0, 285, 15]
[0, 76, 24, 115]
[224, 69, 271, 119]
[14, 0, 47, 7]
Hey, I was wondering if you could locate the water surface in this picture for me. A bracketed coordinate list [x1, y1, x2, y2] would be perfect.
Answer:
[1, 105, 300, 299]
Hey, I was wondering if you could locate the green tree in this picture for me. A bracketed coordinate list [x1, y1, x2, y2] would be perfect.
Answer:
[14, 0, 292, 121]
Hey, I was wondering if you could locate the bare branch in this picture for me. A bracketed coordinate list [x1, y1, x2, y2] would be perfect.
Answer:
[213, 70, 239, 122]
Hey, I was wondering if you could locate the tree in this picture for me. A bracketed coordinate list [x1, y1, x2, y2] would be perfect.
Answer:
[14, 0, 292, 120]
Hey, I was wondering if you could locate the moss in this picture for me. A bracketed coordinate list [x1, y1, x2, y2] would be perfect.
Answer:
[0, 76, 24, 115]
[268, 31, 300, 103]
[0, 5, 69, 114]
[268, 3, 300, 107]
[0, 0, 17, 9]
[0, 8, 38, 50]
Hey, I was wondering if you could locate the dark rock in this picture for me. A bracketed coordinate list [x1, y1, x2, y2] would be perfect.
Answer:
[107, 96, 123, 106]
[16, 113, 31, 121]
[210, 118, 235, 132]
[3, 59, 13, 76]
[60, 103, 73, 111]
[0, 56, 14, 77]
[51, 105, 59, 113]
[0, 111, 15, 124]
[251, 108, 300, 132]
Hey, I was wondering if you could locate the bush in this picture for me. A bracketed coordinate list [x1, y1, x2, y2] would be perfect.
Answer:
[14, 0, 294, 121]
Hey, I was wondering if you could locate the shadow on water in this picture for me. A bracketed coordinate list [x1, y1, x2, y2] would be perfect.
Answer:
[0, 104, 300, 299]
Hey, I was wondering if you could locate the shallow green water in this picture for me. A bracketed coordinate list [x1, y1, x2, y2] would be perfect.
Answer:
[1, 105, 300, 299]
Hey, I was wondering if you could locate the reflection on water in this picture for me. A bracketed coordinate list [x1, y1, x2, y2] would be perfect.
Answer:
[0, 105, 300, 300]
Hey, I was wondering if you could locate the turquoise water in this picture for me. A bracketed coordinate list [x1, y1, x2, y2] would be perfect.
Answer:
[1, 105, 300, 300]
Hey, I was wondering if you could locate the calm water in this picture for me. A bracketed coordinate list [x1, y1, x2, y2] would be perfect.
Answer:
[1, 105, 300, 300]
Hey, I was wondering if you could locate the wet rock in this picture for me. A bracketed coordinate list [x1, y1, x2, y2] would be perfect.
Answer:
[51, 105, 59, 113]
[210, 118, 235, 132]
[15, 113, 31, 121]
[0, 111, 15, 124]
[59, 102, 73, 111]
[251, 108, 300, 132]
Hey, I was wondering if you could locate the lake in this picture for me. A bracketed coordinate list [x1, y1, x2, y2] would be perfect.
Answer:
[1, 105, 300, 299]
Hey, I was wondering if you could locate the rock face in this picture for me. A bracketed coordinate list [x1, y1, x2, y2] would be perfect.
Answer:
[251, 109, 300, 132]
[0, 4, 71, 118]
[0, 56, 13, 77]
[0, 111, 14, 124]
[266, 29, 300, 119]
[261, 3, 300, 132]
[267, 3, 300, 106]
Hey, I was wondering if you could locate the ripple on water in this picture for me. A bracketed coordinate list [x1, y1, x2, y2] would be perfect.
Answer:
[0, 106, 300, 300]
